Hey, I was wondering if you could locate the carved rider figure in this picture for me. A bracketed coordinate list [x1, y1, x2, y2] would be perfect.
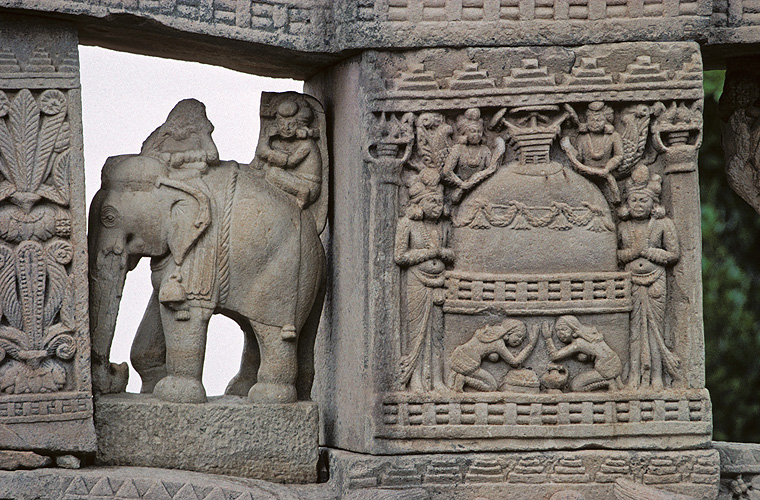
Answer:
[617, 165, 681, 389]
[394, 172, 454, 391]
[255, 97, 322, 210]
[140, 99, 220, 319]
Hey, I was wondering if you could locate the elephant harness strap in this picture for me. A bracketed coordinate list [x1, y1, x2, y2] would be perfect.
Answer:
[157, 166, 239, 317]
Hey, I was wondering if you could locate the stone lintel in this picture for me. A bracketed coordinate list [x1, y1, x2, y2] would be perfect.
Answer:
[94, 394, 319, 483]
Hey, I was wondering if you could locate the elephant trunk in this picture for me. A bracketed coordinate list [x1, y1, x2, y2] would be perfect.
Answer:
[89, 197, 130, 394]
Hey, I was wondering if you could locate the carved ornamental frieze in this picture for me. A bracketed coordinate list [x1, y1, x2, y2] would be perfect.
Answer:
[363, 42, 707, 452]
[0, 18, 95, 453]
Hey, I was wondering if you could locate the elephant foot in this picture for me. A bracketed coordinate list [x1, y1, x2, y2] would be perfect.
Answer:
[138, 366, 167, 394]
[225, 374, 255, 398]
[248, 382, 297, 404]
[153, 376, 207, 403]
[92, 361, 129, 395]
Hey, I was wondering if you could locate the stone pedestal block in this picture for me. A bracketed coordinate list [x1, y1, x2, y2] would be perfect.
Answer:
[94, 394, 319, 483]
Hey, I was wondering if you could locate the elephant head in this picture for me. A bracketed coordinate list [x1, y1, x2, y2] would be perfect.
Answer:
[89, 154, 213, 394]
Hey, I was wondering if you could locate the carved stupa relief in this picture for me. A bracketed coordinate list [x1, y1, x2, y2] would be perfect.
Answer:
[363, 42, 708, 452]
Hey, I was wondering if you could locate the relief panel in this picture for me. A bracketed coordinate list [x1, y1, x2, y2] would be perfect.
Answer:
[357, 42, 707, 453]
[0, 16, 95, 454]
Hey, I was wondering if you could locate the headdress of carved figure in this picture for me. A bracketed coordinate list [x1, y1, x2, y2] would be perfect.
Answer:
[456, 108, 485, 144]
[474, 319, 526, 343]
[275, 98, 318, 139]
[406, 171, 444, 220]
[581, 101, 615, 134]
[140, 98, 220, 169]
[620, 164, 666, 219]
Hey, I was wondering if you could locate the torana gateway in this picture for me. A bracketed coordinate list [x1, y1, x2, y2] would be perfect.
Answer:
[0, 1, 759, 499]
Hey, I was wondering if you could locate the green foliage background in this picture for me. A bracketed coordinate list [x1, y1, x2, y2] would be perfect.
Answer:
[701, 71, 760, 442]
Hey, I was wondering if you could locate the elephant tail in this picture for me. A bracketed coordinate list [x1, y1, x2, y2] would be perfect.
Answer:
[296, 211, 327, 401]
[296, 258, 326, 401]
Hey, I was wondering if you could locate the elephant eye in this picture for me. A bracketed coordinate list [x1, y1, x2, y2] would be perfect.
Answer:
[101, 205, 119, 228]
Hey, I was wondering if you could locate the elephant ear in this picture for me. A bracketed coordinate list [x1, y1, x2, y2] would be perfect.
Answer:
[157, 178, 212, 265]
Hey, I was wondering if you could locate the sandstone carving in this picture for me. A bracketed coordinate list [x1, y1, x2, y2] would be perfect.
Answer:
[314, 42, 709, 455]
[89, 95, 327, 404]
[254, 92, 328, 232]
[720, 67, 760, 215]
[618, 165, 682, 390]
[449, 319, 539, 392]
[394, 173, 451, 391]
[543, 316, 623, 392]
[3, 0, 755, 496]
[0, 17, 95, 457]
[0, 88, 75, 395]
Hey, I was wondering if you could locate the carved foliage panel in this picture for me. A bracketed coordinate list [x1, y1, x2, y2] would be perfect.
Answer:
[0, 17, 94, 452]
[364, 42, 706, 449]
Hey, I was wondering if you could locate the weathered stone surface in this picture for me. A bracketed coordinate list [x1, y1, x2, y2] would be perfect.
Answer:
[307, 41, 708, 455]
[328, 448, 719, 500]
[0, 450, 51, 470]
[0, 465, 337, 500]
[0, 14, 96, 456]
[89, 94, 327, 407]
[719, 58, 760, 215]
[0, 0, 751, 77]
[714, 442, 760, 500]
[55, 454, 81, 469]
[94, 394, 319, 483]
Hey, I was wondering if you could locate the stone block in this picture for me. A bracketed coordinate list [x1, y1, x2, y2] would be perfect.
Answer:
[327, 448, 720, 500]
[307, 41, 709, 455]
[94, 394, 319, 483]
[0, 450, 51, 470]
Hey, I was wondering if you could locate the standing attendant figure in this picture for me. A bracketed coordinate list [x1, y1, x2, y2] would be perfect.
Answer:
[617, 165, 681, 389]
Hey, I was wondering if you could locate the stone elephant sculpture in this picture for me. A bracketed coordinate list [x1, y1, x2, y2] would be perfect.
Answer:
[88, 154, 325, 404]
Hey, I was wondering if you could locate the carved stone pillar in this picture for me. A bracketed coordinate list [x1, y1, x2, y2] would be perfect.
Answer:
[308, 41, 716, 498]
[0, 15, 96, 458]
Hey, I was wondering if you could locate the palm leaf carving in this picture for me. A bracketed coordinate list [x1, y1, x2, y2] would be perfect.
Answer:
[619, 105, 651, 178]
[0, 245, 21, 330]
[9, 90, 39, 192]
[0, 125, 17, 187]
[0, 92, 17, 185]
[15, 241, 46, 347]
[46, 151, 70, 205]
[44, 259, 66, 329]
[33, 107, 66, 191]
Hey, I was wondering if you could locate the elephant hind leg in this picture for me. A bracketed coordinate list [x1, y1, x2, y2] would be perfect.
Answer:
[296, 280, 325, 401]
[224, 312, 261, 397]
[130, 290, 167, 394]
[247, 321, 297, 404]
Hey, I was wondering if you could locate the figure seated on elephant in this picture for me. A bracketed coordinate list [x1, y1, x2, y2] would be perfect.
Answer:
[89, 94, 328, 404]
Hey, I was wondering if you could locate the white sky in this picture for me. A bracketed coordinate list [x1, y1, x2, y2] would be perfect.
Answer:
[79, 46, 303, 395]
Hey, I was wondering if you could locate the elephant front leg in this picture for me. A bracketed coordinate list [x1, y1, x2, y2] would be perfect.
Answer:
[247, 321, 298, 404]
[153, 305, 212, 403]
